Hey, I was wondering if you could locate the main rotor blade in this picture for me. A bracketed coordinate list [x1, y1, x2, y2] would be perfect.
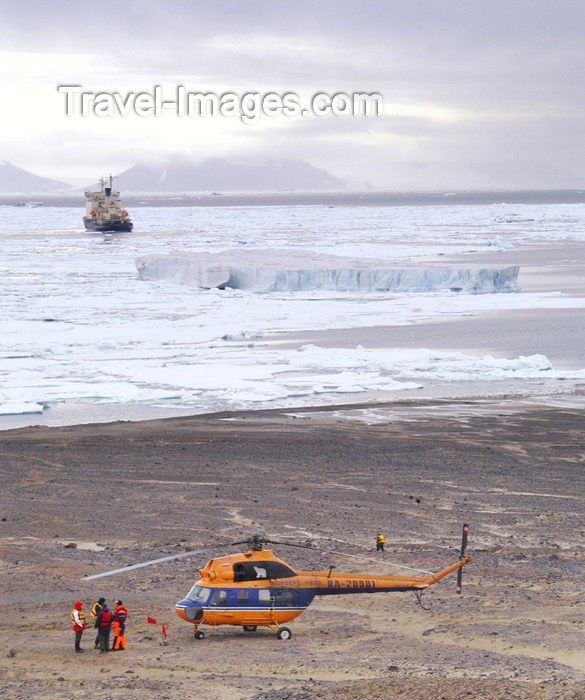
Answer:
[266, 539, 433, 575]
[456, 566, 463, 594]
[316, 548, 434, 575]
[81, 540, 249, 581]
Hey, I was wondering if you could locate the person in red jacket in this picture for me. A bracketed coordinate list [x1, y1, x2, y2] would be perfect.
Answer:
[112, 600, 128, 650]
[94, 603, 113, 653]
[90, 597, 105, 648]
[71, 601, 86, 653]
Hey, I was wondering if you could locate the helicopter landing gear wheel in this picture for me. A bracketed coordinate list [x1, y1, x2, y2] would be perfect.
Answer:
[243, 625, 257, 632]
[276, 627, 292, 640]
[194, 630, 205, 639]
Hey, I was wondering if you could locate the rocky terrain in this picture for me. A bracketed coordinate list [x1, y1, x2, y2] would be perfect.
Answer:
[1, 398, 584, 699]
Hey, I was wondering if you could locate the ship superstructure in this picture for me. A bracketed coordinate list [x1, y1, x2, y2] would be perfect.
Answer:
[83, 176, 133, 232]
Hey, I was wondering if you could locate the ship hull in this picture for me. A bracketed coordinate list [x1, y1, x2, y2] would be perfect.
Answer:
[83, 217, 133, 232]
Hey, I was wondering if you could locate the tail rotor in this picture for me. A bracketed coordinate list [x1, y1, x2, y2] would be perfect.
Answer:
[456, 523, 469, 594]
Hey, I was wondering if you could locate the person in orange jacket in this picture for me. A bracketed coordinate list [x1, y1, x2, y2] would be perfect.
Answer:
[112, 600, 128, 650]
[71, 601, 86, 653]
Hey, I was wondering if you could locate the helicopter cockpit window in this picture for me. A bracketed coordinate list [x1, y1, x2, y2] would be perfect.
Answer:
[210, 590, 227, 607]
[186, 585, 211, 604]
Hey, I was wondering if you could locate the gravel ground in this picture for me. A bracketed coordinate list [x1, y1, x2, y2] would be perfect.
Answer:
[1, 398, 584, 699]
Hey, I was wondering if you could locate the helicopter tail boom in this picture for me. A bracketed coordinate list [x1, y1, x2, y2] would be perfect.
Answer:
[423, 554, 472, 586]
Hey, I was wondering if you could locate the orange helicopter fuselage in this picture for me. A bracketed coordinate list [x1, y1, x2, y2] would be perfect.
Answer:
[175, 549, 471, 631]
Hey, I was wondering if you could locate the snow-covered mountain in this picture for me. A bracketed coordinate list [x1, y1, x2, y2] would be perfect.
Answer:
[0, 162, 70, 193]
[117, 158, 346, 192]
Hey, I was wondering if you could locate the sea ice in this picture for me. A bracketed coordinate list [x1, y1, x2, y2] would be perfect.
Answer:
[1, 199, 585, 426]
[135, 250, 520, 294]
[0, 401, 44, 416]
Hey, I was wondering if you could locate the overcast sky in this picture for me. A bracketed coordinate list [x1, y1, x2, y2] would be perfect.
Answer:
[1, 0, 584, 189]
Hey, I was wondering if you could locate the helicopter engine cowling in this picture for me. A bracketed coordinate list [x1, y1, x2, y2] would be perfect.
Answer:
[198, 549, 297, 583]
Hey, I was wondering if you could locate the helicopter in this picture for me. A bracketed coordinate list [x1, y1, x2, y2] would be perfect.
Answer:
[83, 525, 471, 641]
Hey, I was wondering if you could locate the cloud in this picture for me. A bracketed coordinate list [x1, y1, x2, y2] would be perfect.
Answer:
[2, 1, 585, 188]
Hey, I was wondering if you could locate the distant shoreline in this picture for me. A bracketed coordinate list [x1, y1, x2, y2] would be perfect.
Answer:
[2, 188, 585, 208]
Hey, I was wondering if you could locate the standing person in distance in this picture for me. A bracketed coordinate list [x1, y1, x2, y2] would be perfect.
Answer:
[90, 597, 105, 648]
[71, 601, 86, 653]
[94, 601, 113, 653]
[376, 533, 385, 552]
[112, 600, 128, 651]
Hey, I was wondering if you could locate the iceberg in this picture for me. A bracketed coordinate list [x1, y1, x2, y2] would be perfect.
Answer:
[0, 401, 44, 416]
[136, 250, 519, 294]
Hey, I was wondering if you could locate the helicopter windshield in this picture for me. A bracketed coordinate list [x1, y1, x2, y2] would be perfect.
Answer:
[186, 585, 211, 604]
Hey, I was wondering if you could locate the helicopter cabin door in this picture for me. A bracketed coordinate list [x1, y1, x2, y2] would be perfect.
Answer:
[243, 588, 302, 626]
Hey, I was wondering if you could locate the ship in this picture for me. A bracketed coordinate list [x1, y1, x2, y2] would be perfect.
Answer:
[83, 175, 133, 232]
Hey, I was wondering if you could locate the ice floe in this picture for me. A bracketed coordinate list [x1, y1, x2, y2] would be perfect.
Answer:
[135, 250, 519, 294]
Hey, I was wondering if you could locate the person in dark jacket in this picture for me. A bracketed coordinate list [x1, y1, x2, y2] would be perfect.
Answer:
[94, 603, 113, 653]
[90, 597, 105, 648]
